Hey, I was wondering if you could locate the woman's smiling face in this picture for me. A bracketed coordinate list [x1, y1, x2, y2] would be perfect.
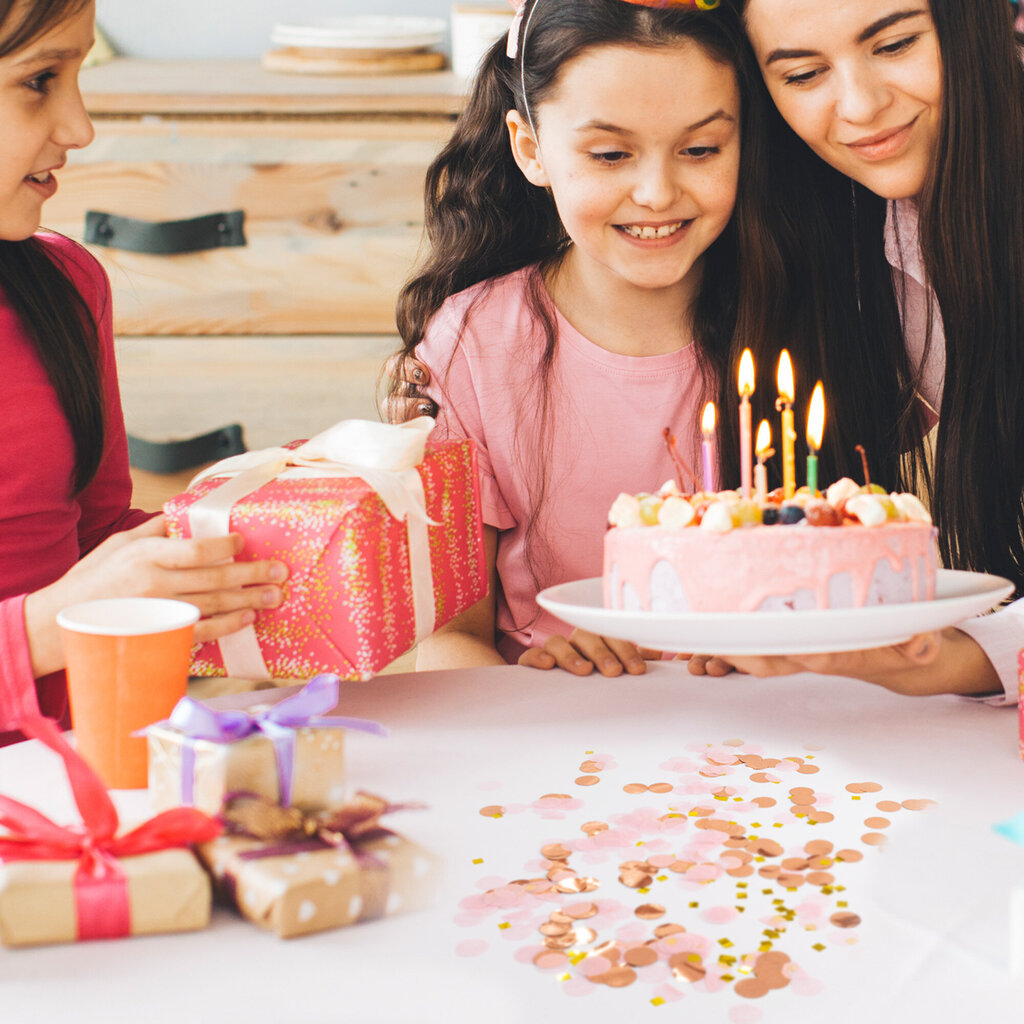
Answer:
[742, 0, 942, 200]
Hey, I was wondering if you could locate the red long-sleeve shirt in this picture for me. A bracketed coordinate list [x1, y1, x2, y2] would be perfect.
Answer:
[0, 233, 151, 740]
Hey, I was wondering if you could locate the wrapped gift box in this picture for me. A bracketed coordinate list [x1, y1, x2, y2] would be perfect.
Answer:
[0, 849, 210, 948]
[198, 792, 440, 939]
[146, 675, 385, 816]
[163, 420, 487, 681]
[0, 717, 220, 948]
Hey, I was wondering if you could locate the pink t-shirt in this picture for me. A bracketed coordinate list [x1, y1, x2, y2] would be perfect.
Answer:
[0, 233, 151, 737]
[418, 266, 708, 660]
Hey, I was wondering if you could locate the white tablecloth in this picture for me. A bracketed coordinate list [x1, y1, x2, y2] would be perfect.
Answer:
[1, 662, 1023, 1024]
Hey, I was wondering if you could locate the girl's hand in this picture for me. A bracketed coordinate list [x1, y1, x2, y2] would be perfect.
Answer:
[686, 628, 1002, 697]
[382, 355, 438, 424]
[519, 628, 660, 676]
[24, 516, 289, 677]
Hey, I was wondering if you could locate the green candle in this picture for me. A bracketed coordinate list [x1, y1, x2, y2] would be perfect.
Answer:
[806, 381, 825, 496]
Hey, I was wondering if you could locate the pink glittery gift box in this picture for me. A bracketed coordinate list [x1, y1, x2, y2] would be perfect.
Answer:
[164, 439, 486, 680]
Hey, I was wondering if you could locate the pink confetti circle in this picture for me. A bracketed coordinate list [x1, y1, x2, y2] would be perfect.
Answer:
[728, 1006, 764, 1023]
[456, 939, 489, 957]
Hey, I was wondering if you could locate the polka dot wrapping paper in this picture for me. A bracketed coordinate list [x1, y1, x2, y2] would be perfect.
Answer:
[164, 440, 487, 681]
[198, 825, 441, 939]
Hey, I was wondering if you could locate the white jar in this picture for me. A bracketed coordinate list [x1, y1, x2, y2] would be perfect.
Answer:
[451, 4, 515, 80]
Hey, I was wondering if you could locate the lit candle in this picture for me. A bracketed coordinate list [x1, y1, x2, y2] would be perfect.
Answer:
[806, 381, 825, 496]
[755, 419, 772, 507]
[776, 350, 796, 500]
[738, 349, 755, 501]
[701, 401, 716, 494]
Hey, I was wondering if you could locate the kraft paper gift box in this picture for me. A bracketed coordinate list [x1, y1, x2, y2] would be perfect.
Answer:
[198, 792, 440, 939]
[146, 674, 386, 816]
[163, 417, 487, 682]
[0, 717, 220, 948]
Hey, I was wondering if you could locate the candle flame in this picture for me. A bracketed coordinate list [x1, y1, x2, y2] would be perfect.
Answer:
[776, 350, 794, 404]
[756, 419, 771, 456]
[738, 349, 755, 397]
[701, 401, 716, 435]
[807, 381, 825, 451]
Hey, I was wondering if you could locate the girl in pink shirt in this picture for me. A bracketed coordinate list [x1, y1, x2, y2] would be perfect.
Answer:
[389, 0, 790, 672]
[0, 0, 287, 741]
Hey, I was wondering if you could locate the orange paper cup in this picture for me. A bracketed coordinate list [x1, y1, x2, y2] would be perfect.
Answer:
[57, 598, 200, 789]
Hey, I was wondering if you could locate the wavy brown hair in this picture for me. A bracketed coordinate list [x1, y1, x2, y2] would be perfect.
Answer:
[0, 0, 104, 496]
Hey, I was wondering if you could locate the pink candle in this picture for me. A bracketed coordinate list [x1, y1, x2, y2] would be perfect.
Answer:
[701, 401, 716, 493]
[738, 350, 755, 500]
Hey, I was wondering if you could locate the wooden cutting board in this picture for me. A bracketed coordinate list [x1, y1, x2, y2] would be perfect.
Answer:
[262, 47, 446, 76]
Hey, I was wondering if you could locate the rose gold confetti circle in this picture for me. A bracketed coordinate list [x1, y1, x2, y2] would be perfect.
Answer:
[830, 911, 862, 928]
[602, 966, 638, 988]
[789, 787, 816, 805]
[877, 800, 901, 812]
[734, 977, 771, 999]
[579, 760, 602, 773]
[623, 783, 649, 794]
[478, 805, 504, 817]
[541, 843, 572, 860]
[655, 922, 687, 938]
[575, 776, 600, 787]
[635, 903, 666, 920]
[624, 946, 659, 967]
[805, 839, 834, 855]
[836, 848, 863, 863]
[751, 796, 777, 808]
[797, 763, 820, 774]
[564, 901, 599, 919]
[902, 799, 935, 810]
[861, 833, 887, 846]
[580, 821, 609, 835]
[806, 872, 835, 886]
[864, 817, 891, 829]
[807, 810, 834, 823]
[776, 872, 805, 888]
[539, 921, 571, 937]
[668, 953, 706, 982]
[649, 782, 674, 794]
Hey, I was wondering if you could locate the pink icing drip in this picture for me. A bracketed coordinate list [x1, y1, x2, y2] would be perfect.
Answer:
[604, 522, 937, 612]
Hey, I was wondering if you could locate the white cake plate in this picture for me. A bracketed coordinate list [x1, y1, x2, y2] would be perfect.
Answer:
[536, 569, 1014, 656]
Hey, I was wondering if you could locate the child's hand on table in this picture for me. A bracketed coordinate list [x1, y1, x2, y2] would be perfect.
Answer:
[685, 628, 1002, 697]
[519, 628, 662, 677]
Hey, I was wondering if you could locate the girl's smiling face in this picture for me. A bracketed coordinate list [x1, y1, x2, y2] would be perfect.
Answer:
[507, 40, 740, 302]
[0, 0, 95, 240]
[742, 0, 942, 200]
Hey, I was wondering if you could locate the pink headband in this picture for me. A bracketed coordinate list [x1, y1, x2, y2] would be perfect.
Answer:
[507, 0, 721, 60]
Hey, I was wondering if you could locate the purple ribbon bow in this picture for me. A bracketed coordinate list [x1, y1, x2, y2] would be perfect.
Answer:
[158, 674, 388, 806]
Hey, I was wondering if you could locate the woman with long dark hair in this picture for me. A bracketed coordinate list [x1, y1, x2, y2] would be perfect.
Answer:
[0, 0, 287, 741]
[685, 0, 1024, 698]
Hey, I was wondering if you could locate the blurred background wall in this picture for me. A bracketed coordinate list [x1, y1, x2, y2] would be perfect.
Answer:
[97, 0, 463, 59]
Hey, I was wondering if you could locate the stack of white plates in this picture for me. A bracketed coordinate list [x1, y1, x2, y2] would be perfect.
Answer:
[270, 16, 447, 59]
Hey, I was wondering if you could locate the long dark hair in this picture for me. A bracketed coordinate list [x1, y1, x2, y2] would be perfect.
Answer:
[919, 0, 1024, 588]
[0, 0, 103, 496]
[730, 0, 1024, 593]
[393, 0, 783, 590]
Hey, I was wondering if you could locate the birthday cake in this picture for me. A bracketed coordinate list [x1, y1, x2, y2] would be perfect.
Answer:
[603, 479, 937, 613]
